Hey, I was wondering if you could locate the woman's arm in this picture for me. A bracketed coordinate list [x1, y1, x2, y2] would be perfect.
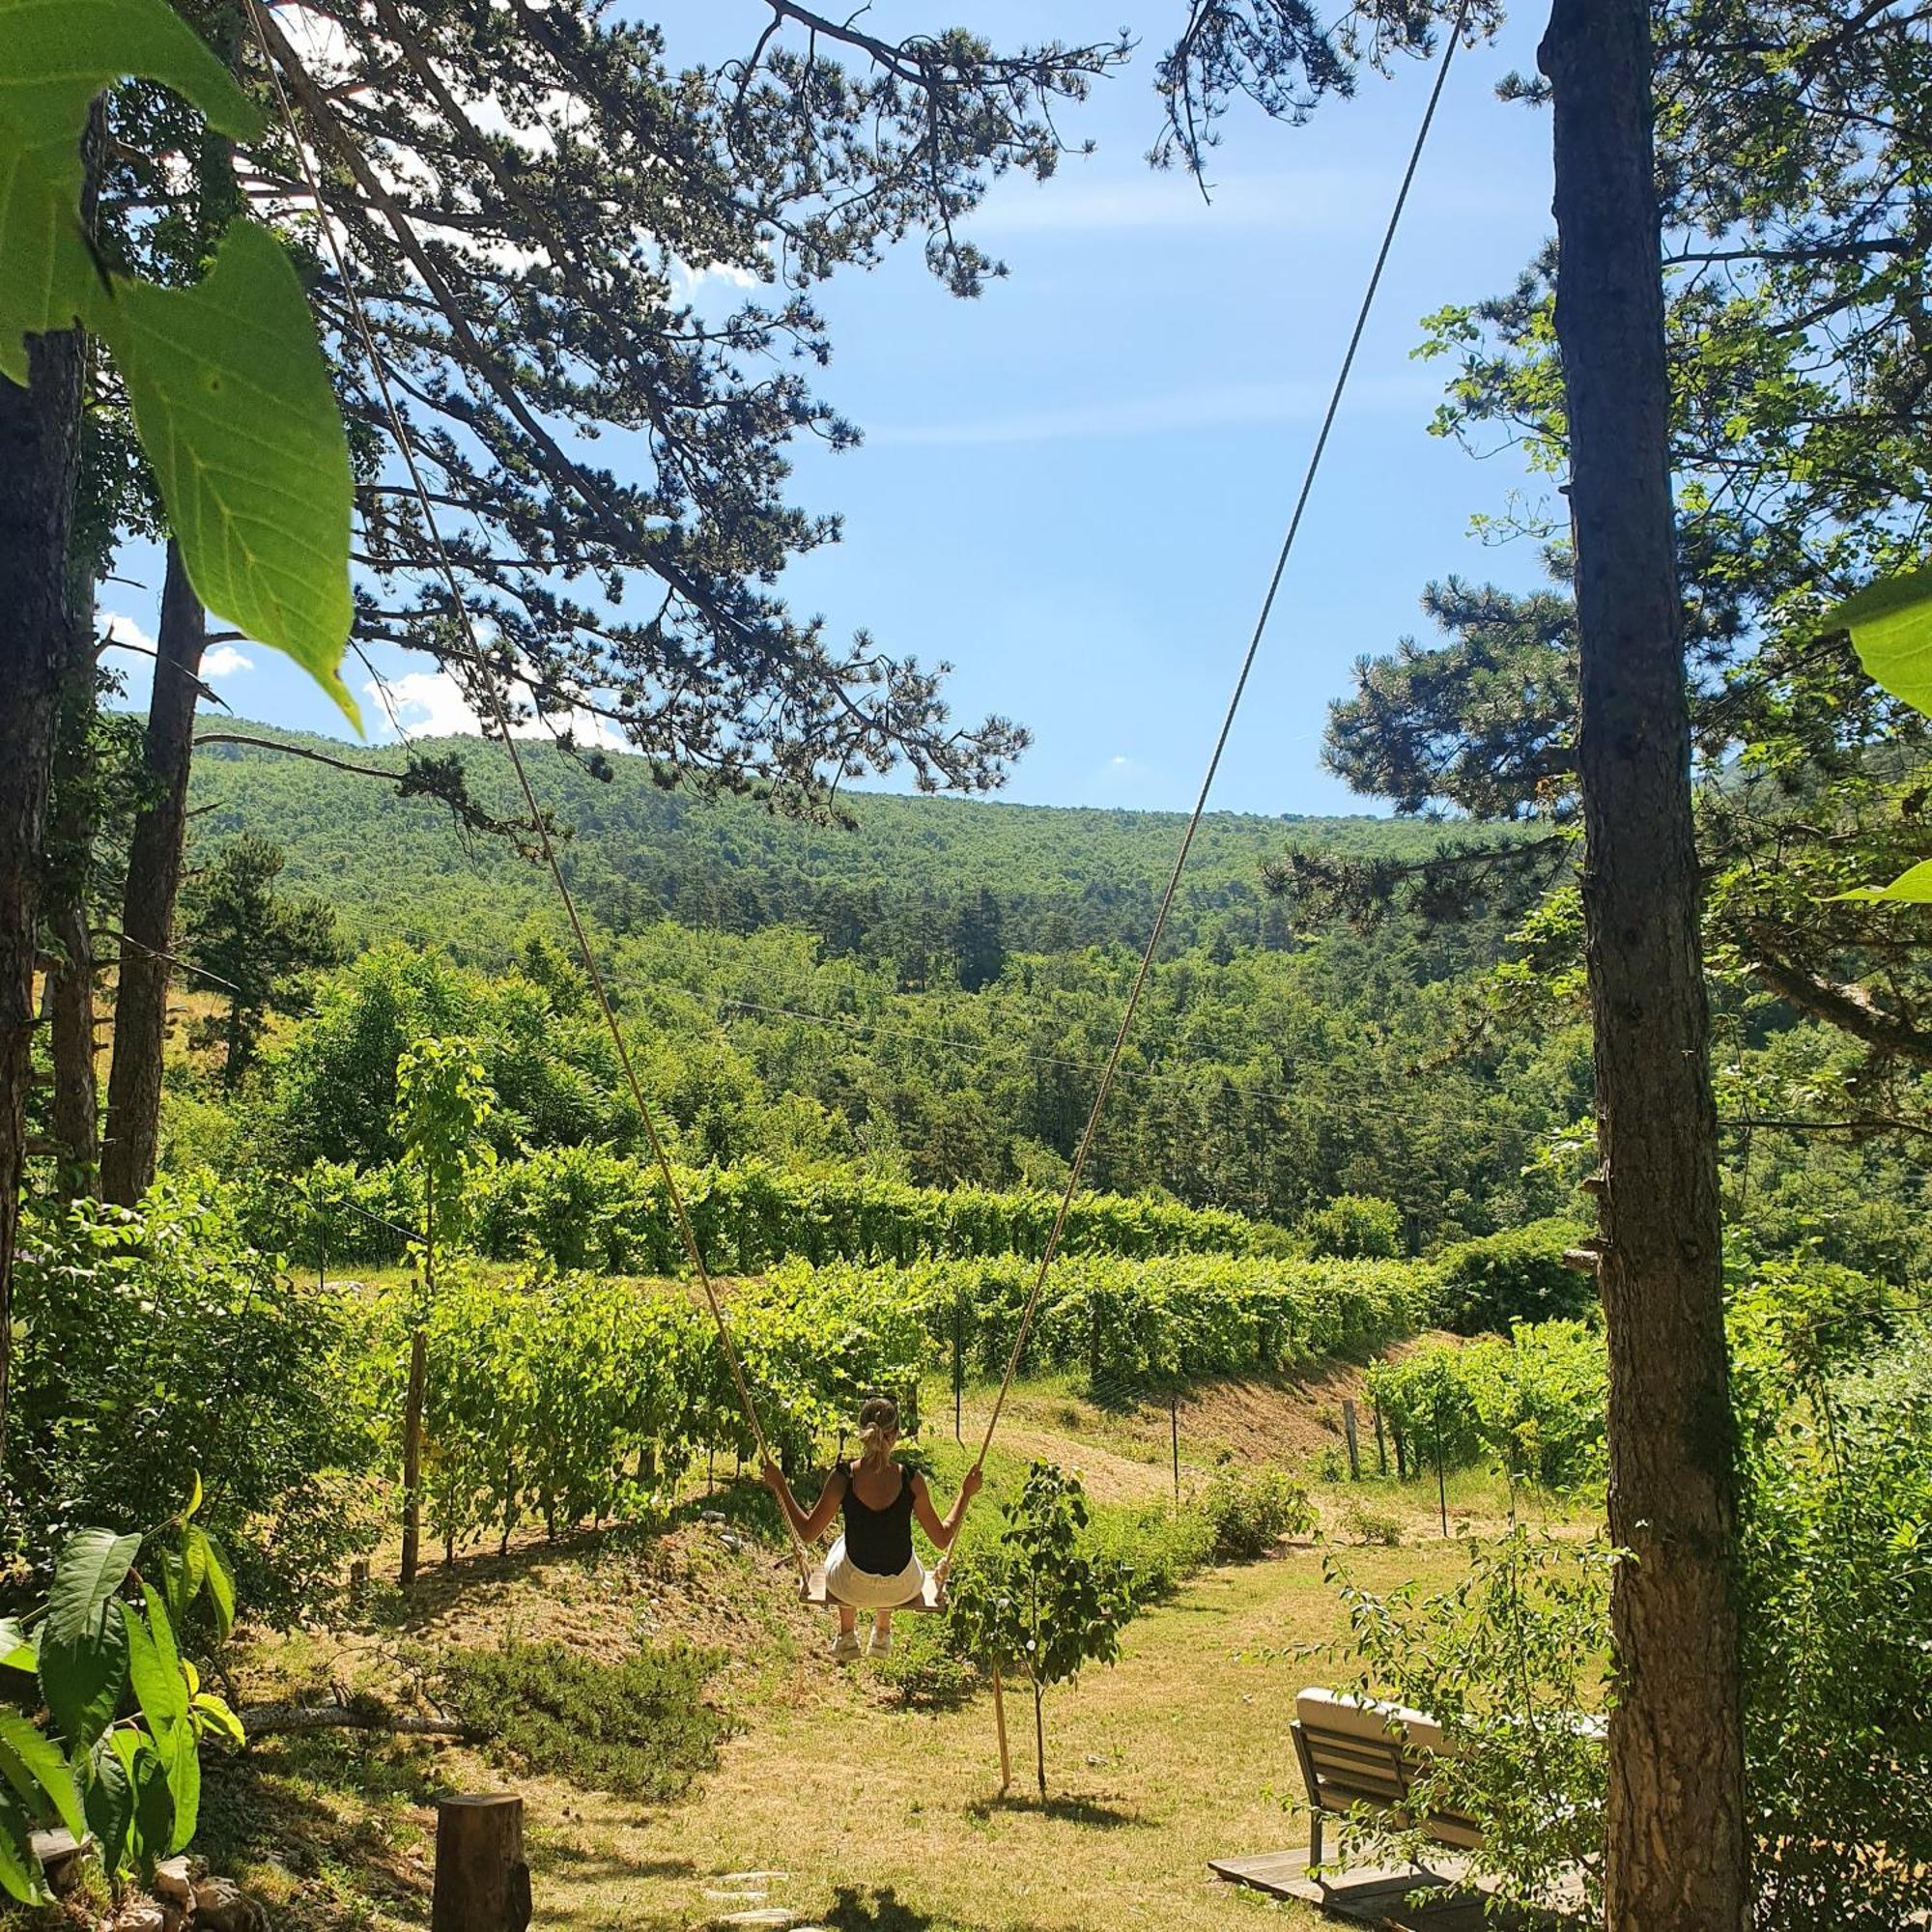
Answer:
[911, 1465, 983, 1550]
[761, 1461, 846, 1541]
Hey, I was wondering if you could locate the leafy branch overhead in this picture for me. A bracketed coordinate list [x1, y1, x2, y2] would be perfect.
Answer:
[0, 0, 355, 720]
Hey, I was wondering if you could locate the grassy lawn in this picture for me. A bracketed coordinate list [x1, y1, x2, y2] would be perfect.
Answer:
[199, 1377, 1582, 1932]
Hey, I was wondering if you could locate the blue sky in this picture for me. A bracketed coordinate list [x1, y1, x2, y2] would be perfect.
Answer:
[105, 3, 1559, 818]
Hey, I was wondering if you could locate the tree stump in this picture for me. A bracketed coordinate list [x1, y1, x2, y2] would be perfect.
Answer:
[432, 1794, 530, 1932]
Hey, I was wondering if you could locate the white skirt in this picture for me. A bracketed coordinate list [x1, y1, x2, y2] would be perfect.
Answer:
[823, 1535, 925, 1609]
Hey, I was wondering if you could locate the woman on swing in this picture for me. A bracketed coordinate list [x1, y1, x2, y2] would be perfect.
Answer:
[761, 1396, 982, 1662]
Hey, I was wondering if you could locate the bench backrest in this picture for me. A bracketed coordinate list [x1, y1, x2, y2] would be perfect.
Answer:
[1292, 1689, 1483, 1849]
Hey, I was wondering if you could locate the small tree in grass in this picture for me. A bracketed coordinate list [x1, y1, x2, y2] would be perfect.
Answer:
[949, 1462, 1132, 1797]
[392, 1038, 494, 1587]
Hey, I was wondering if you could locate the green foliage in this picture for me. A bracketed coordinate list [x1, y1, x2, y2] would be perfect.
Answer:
[1198, 1466, 1313, 1558]
[1299, 1193, 1403, 1260]
[1729, 1264, 1932, 1930]
[1310, 1527, 1616, 1918]
[947, 1463, 1135, 1796]
[0, 0, 355, 709]
[437, 1640, 728, 1803]
[392, 1037, 495, 1264]
[4, 1180, 376, 1622]
[180, 836, 341, 1083]
[0, 1496, 243, 1905]
[1429, 1218, 1596, 1334]
[1366, 1321, 1608, 1494]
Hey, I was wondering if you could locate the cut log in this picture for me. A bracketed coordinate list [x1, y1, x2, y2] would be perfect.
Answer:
[432, 1793, 531, 1932]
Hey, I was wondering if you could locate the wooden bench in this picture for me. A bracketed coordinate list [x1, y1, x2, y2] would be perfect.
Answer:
[1290, 1689, 1485, 1869]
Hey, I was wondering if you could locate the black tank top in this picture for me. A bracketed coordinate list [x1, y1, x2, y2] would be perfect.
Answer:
[838, 1461, 916, 1576]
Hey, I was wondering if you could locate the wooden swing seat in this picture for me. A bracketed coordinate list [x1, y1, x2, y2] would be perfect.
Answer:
[800, 1566, 948, 1613]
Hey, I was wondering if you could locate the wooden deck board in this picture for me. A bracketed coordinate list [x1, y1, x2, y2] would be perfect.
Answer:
[1208, 1852, 1564, 1929]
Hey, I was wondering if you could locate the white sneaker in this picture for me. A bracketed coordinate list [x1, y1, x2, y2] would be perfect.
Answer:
[867, 1625, 893, 1659]
[832, 1630, 861, 1663]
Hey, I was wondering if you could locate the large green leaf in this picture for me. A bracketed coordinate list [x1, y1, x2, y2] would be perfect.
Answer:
[96, 218, 358, 724]
[128, 1735, 175, 1865]
[37, 1612, 128, 1753]
[84, 1733, 134, 1877]
[1832, 859, 1932, 905]
[0, 0, 258, 376]
[123, 1592, 189, 1733]
[158, 1714, 199, 1852]
[0, 1793, 48, 1907]
[1824, 566, 1932, 717]
[0, 1712, 85, 1841]
[43, 1528, 139, 1647]
[0, 1619, 34, 1674]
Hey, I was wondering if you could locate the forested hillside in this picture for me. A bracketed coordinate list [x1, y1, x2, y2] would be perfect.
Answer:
[186, 724, 1492, 965]
[163, 723, 1593, 1246]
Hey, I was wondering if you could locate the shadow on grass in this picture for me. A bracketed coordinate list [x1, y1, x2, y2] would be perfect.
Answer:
[966, 1792, 1143, 1830]
[197, 1733, 446, 1932]
[823, 1884, 941, 1930]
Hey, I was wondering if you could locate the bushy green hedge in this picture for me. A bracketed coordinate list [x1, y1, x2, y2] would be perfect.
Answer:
[1428, 1217, 1596, 1334]
[245, 1150, 1297, 1272]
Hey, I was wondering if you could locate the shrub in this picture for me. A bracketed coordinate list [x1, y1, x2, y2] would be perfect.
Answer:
[1200, 1466, 1313, 1558]
[1300, 1193, 1403, 1260]
[438, 1640, 729, 1800]
[1430, 1218, 1595, 1334]
[5, 1179, 377, 1622]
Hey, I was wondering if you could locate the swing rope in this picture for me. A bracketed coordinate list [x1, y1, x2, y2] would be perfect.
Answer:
[969, 6, 1470, 1477]
[239, 0, 814, 1581]
[242, 0, 1464, 1562]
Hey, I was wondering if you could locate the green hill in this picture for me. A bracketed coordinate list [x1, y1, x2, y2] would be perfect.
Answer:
[185, 721, 1483, 965]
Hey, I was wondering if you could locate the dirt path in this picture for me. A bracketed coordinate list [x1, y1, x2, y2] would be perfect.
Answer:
[524, 1538, 1460, 1932]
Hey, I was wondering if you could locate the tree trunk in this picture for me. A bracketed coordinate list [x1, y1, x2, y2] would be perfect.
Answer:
[1540, 5, 1747, 1927]
[44, 595, 102, 1192]
[100, 541, 206, 1207]
[1032, 1678, 1046, 1799]
[0, 328, 88, 1456]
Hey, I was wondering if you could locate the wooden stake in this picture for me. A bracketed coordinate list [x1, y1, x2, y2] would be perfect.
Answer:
[991, 1664, 1012, 1794]
[432, 1794, 530, 1932]
[1342, 1399, 1361, 1481]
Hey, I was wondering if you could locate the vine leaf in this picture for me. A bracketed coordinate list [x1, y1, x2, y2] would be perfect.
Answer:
[98, 221, 357, 722]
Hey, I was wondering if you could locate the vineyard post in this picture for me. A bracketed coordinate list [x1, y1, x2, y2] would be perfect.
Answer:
[1342, 1399, 1361, 1481]
[1433, 1392, 1448, 1538]
[1373, 1402, 1388, 1477]
[1170, 1390, 1179, 1508]
[952, 1294, 963, 1443]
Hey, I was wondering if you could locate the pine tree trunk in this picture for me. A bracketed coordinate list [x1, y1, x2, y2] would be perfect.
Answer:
[101, 542, 206, 1206]
[1539, 5, 1747, 1926]
[0, 329, 87, 1454]
[45, 594, 102, 1192]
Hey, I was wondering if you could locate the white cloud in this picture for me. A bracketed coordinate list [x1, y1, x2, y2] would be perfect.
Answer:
[100, 611, 157, 657]
[201, 644, 255, 679]
[368, 668, 627, 751]
[868, 370, 1443, 448]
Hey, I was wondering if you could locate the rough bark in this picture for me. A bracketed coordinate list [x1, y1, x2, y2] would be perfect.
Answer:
[45, 604, 102, 1191]
[1540, 4, 1747, 1927]
[0, 329, 87, 1457]
[100, 542, 206, 1206]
